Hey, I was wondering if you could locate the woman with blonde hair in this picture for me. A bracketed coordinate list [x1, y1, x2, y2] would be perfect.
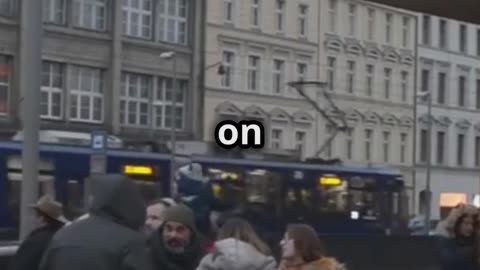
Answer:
[279, 224, 346, 270]
[196, 217, 277, 270]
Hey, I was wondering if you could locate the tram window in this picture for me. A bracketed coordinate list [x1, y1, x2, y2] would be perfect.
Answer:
[39, 179, 55, 198]
[392, 192, 399, 215]
[7, 179, 21, 226]
[132, 179, 161, 204]
[317, 182, 348, 213]
[66, 180, 84, 219]
[6, 174, 56, 226]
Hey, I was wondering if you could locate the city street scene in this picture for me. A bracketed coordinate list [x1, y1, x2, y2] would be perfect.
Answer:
[1, 0, 480, 269]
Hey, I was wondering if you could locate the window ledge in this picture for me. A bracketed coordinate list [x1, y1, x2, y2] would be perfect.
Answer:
[44, 25, 111, 41]
[122, 38, 192, 54]
[0, 16, 17, 26]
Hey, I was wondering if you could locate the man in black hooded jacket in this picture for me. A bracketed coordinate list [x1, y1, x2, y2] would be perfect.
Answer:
[39, 174, 153, 270]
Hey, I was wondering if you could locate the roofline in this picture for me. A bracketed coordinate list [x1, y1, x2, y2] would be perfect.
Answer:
[191, 155, 402, 176]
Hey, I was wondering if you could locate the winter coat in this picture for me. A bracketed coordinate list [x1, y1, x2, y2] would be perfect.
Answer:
[279, 257, 347, 270]
[196, 238, 277, 270]
[39, 174, 153, 270]
[9, 223, 63, 270]
[439, 236, 477, 270]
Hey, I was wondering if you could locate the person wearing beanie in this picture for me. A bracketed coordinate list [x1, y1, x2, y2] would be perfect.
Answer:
[148, 204, 206, 270]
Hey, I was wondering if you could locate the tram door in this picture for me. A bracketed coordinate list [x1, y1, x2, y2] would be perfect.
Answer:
[6, 156, 55, 226]
[244, 170, 282, 218]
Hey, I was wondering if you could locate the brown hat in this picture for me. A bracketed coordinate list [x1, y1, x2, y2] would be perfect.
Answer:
[30, 195, 69, 224]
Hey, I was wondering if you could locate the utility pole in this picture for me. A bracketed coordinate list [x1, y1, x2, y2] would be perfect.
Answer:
[19, 0, 43, 240]
[159, 51, 177, 197]
[424, 92, 433, 235]
[411, 15, 419, 214]
[171, 55, 178, 196]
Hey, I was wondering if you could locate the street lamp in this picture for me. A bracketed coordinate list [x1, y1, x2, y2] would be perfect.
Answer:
[416, 90, 432, 235]
[159, 51, 177, 197]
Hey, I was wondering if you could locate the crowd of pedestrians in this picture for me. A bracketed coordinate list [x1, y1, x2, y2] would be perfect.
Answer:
[10, 173, 480, 270]
[8, 174, 347, 270]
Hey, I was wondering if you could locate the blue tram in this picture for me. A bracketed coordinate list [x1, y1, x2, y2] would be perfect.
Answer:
[189, 155, 409, 235]
[0, 139, 409, 239]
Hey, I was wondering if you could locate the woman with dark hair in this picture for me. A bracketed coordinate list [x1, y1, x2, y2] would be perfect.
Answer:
[196, 217, 277, 270]
[279, 224, 346, 270]
[438, 205, 478, 270]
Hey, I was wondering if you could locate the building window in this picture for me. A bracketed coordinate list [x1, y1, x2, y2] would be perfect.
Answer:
[384, 68, 391, 99]
[439, 19, 448, 49]
[122, 0, 152, 39]
[0, 56, 11, 114]
[224, 0, 234, 23]
[400, 132, 407, 163]
[345, 128, 353, 160]
[273, 59, 285, 94]
[327, 56, 336, 91]
[41, 62, 64, 119]
[0, 0, 14, 17]
[295, 131, 306, 155]
[271, 128, 283, 149]
[348, 3, 356, 36]
[438, 72, 446, 105]
[401, 71, 408, 102]
[346, 60, 355, 93]
[251, 0, 261, 28]
[297, 63, 307, 82]
[421, 69, 430, 92]
[459, 24, 467, 53]
[475, 136, 480, 166]
[153, 77, 187, 129]
[367, 8, 375, 40]
[422, 15, 431, 45]
[365, 129, 372, 161]
[458, 75, 466, 107]
[476, 79, 480, 109]
[420, 129, 428, 162]
[158, 0, 188, 44]
[275, 0, 285, 33]
[437, 131, 445, 164]
[73, 0, 106, 30]
[248, 55, 260, 91]
[69, 65, 103, 123]
[402, 17, 409, 48]
[477, 29, 480, 56]
[366, 64, 374, 96]
[120, 73, 151, 126]
[328, 0, 337, 33]
[43, 0, 66, 24]
[385, 13, 393, 44]
[383, 131, 390, 162]
[221, 51, 235, 88]
[298, 4, 308, 37]
[457, 134, 465, 166]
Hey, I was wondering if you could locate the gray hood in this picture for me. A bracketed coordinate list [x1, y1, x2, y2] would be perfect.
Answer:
[196, 238, 276, 270]
[89, 174, 146, 230]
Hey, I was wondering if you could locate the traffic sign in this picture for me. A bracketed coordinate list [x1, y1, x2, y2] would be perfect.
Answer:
[91, 130, 107, 153]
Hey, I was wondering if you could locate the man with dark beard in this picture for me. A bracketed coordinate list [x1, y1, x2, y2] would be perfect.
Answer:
[149, 204, 206, 270]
